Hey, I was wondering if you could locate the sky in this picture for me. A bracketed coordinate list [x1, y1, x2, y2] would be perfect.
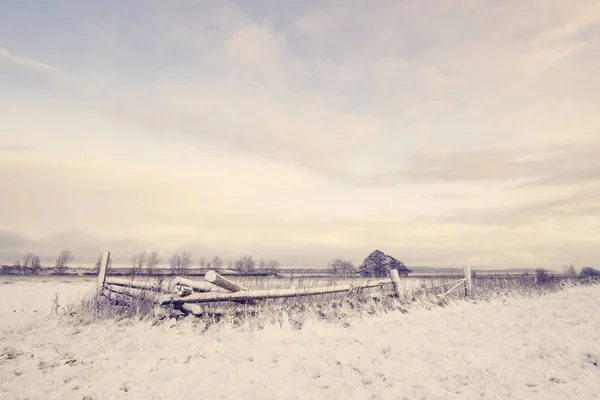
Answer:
[1, 0, 599, 269]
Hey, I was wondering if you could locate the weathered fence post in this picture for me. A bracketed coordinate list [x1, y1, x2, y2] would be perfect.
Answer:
[97, 250, 110, 289]
[390, 269, 401, 297]
[463, 264, 472, 297]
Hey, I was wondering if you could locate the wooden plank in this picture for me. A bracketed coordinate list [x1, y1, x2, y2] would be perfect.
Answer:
[442, 280, 466, 296]
[160, 279, 393, 305]
[414, 278, 466, 292]
[97, 250, 110, 289]
[204, 270, 248, 292]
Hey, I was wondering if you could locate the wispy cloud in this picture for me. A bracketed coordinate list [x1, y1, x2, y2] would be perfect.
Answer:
[0, 47, 55, 71]
[336, 142, 600, 187]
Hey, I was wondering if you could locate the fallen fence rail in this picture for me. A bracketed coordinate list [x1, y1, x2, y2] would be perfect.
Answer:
[159, 279, 393, 305]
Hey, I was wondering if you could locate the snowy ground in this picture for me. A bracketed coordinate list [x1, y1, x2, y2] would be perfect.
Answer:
[1, 279, 599, 399]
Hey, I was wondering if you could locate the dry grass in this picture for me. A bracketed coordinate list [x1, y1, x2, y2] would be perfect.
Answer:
[68, 273, 600, 330]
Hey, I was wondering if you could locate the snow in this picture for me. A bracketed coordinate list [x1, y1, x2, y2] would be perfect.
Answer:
[0, 277, 94, 331]
[1, 278, 599, 400]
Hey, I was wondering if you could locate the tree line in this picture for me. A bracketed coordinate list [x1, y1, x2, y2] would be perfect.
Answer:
[5, 250, 75, 275]
[4, 249, 599, 278]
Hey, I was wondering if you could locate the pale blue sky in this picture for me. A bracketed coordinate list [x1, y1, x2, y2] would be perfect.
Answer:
[1, 0, 599, 268]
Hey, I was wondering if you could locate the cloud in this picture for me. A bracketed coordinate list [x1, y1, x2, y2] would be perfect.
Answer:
[409, 187, 600, 230]
[0, 47, 55, 71]
[85, 0, 598, 185]
[335, 142, 600, 187]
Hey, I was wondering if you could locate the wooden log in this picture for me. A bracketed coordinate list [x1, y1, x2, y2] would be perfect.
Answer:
[97, 250, 110, 289]
[154, 306, 185, 319]
[204, 270, 248, 292]
[105, 277, 165, 291]
[171, 277, 218, 293]
[180, 303, 206, 315]
[105, 284, 154, 300]
[160, 279, 393, 305]
[102, 288, 132, 304]
[390, 269, 401, 297]
[180, 304, 252, 316]
[174, 285, 193, 296]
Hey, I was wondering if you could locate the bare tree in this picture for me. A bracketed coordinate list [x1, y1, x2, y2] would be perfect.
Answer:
[562, 265, 577, 277]
[21, 252, 41, 274]
[13, 260, 21, 268]
[267, 260, 281, 275]
[198, 256, 206, 268]
[22, 252, 34, 268]
[131, 251, 147, 276]
[234, 255, 255, 275]
[169, 252, 192, 275]
[211, 256, 223, 270]
[55, 250, 74, 275]
[169, 253, 182, 270]
[328, 258, 356, 277]
[180, 252, 192, 270]
[146, 251, 161, 274]
[31, 256, 42, 275]
[257, 259, 279, 275]
[170, 252, 192, 275]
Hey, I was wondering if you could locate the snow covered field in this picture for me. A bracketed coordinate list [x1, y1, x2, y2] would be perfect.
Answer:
[1, 279, 599, 399]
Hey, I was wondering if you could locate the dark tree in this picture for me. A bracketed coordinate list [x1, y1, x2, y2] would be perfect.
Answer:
[387, 256, 412, 276]
[580, 267, 600, 278]
[535, 268, 550, 285]
[359, 250, 389, 277]
[360, 250, 411, 277]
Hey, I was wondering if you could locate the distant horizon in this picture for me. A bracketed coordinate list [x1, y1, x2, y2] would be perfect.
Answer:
[1, 260, 567, 273]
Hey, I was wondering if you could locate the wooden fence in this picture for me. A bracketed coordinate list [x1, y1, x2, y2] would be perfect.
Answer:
[96, 251, 473, 316]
